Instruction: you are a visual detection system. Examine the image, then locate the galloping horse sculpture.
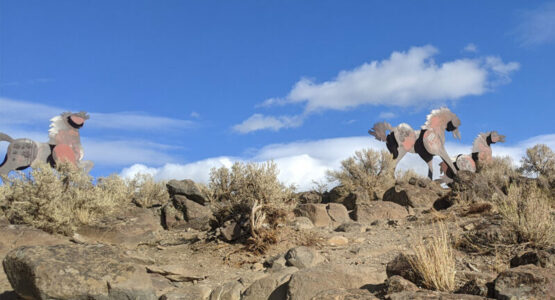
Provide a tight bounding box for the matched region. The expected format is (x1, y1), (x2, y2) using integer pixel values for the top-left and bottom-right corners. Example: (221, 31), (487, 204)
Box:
(0, 111), (93, 177)
(369, 108), (461, 179)
(439, 131), (506, 182)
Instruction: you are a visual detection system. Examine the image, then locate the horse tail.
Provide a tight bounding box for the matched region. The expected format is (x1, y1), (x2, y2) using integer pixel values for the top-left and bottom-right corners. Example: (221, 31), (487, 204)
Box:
(368, 122), (393, 142)
(0, 133), (13, 143)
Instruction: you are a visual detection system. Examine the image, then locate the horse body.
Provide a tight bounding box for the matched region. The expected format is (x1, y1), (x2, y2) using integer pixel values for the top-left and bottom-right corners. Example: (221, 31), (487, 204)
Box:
(439, 131), (506, 182)
(0, 111), (93, 177)
(369, 108), (461, 179)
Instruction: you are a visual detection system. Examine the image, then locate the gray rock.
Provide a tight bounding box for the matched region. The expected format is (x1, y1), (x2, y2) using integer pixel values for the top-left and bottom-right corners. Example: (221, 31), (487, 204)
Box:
(335, 222), (366, 233)
(2, 244), (156, 300)
(161, 202), (187, 229)
(386, 253), (422, 286)
(167, 179), (208, 205)
(386, 275), (419, 294)
(243, 267), (298, 300)
(291, 216), (314, 230)
(326, 203), (351, 223)
(388, 290), (486, 299)
(494, 265), (554, 300)
(285, 246), (324, 269)
(352, 201), (408, 224)
(294, 204), (331, 227)
(174, 195), (214, 230)
(510, 250), (555, 268)
(159, 285), (212, 300)
(311, 288), (378, 299)
(220, 221), (243, 242)
(286, 264), (379, 300)
(383, 181), (444, 209)
(210, 281), (243, 300)
(296, 191), (322, 204)
(265, 253), (288, 271)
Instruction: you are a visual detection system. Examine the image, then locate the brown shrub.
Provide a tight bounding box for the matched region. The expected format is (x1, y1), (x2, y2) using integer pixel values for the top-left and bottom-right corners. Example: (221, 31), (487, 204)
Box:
(408, 222), (456, 292)
(327, 149), (395, 199)
(478, 156), (518, 191)
(494, 184), (554, 248)
(128, 174), (169, 208)
(518, 144), (555, 180)
(209, 161), (294, 252)
(0, 163), (131, 235)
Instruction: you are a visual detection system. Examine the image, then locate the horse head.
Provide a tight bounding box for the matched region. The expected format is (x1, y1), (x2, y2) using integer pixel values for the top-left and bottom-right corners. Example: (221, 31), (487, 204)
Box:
(423, 107), (461, 140)
(488, 131), (506, 144)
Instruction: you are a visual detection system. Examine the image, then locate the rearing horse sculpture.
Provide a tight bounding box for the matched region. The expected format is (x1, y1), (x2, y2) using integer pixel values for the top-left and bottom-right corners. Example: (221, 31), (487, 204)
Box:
(369, 108), (461, 179)
(0, 111), (93, 177)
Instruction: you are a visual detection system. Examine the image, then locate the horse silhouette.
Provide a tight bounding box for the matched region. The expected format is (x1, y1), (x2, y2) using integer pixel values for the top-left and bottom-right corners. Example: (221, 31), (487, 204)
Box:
(369, 107), (461, 179)
(0, 111), (93, 177)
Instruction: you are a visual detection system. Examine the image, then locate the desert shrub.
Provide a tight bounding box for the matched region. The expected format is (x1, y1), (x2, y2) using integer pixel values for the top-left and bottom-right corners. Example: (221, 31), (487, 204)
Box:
(327, 149), (394, 199)
(519, 144), (555, 180)
(209, 161), (294, 252)
(408, 222), (456, 292)
(479, 156), (518, 191)
(0, 163), (131, 235)
(128, 174), (169, 208)
(494, 184), (554, 248)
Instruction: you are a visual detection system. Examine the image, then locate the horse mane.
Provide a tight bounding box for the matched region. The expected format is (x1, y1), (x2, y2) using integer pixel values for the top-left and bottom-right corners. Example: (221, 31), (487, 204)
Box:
(422, 107), (456, 130)
(471, 132), (490, 153)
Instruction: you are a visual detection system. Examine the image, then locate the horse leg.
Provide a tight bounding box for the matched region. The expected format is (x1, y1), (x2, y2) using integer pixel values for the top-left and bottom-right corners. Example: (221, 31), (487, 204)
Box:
(426, 159), (434, 179)
(438, 148), (457, 177)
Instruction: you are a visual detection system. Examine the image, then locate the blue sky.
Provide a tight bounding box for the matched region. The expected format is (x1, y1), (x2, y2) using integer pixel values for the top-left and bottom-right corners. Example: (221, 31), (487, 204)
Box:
(1, 1), (554, 189)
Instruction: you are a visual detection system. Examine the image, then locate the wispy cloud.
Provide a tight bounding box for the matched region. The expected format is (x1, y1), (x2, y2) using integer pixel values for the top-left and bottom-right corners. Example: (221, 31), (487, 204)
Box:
(120, 134), (555, 191)
(233, 113), (303, 134)
(515, 2), (555, 46)
(235, 45), (519, 133)
(378, 112), (397, 119)
(463, 43), (478, 53)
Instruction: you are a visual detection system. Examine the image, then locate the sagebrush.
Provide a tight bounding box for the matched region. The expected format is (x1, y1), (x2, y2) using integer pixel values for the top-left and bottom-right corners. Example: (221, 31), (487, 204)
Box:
(0, 163), (167, 235)
(327, 149), (395, 199)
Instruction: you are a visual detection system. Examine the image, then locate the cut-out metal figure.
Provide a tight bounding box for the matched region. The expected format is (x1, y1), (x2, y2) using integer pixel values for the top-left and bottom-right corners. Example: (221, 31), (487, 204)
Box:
(439, 131), (506, 182)
(0, 111), (93, 177)
(369, 107), (461, 179)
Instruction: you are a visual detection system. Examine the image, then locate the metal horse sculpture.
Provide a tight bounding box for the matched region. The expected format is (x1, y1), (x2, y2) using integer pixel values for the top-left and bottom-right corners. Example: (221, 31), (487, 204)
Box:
(439, 131), (506, 182)
(0, 111), (93, 177)
(369, 108), (461, 179)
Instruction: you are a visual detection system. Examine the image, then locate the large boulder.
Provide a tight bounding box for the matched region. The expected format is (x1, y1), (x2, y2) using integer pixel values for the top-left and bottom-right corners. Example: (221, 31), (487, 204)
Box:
(311, 288), (378, 299)
(386, 275), (419, 294)
(322, 185), (350, 204)
(242, 267), (298, 300)
(294, 204), (331, 227)
(296, 191), (323, 204)
(286, 264), (382, 300)
(388, 290), (486, 299)
(166, 179), (209, 205)
(75, 206), (162, 247)
(386, 253), (422, 286)
(351, 201), (409, 223)
(493, 264), (554, 300)
(383, 179), (445, 209)
(285, 246), (324, 269)
(2, 244), (156, 300)
(326, 203), (351, 223)
(173, 195), (213, 230)
(209, 280), (244, 300)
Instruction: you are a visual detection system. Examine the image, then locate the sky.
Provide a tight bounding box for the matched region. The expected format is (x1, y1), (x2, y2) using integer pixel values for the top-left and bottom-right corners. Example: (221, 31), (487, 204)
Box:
(1, 1), (554, 190)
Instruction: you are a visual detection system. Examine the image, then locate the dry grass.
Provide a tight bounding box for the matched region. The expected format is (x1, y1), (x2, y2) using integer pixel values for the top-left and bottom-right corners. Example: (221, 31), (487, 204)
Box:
(327, 149), (394, 199)
(0, 163), (167, 235)
(494, 184), (554, 248)
(408, 222), (456, 292)
(479, 156), (518, 191)
(209, 161), (294, 253)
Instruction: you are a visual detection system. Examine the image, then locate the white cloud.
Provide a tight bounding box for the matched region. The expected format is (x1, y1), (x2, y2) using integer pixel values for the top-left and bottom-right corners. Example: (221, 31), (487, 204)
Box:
(378, 112), (397, 119)
(120, 134), (555, 191)
(274, 45), (518, 112)
(463, 43), (478, 53)
(233, 114), (303, 134)
(82, 138), (180, 166)
(516, 2), (555, 46)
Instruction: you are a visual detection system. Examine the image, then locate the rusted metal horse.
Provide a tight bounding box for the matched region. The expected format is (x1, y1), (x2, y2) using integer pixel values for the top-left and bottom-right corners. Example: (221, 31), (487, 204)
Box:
(369, 107), (461, 179)
(0, 111), (93, 177)
(439, 131), (506, 182)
